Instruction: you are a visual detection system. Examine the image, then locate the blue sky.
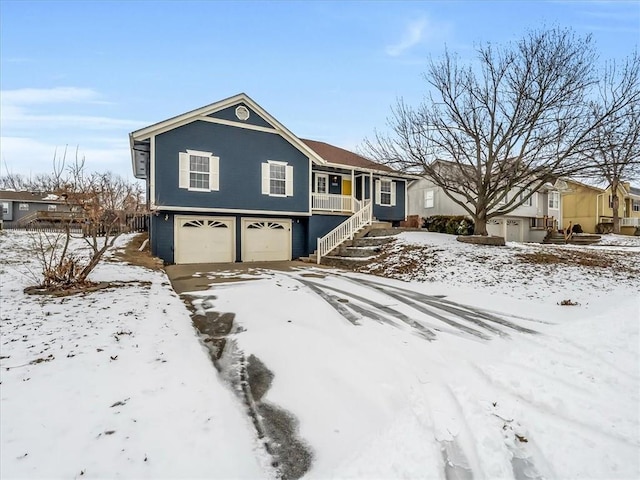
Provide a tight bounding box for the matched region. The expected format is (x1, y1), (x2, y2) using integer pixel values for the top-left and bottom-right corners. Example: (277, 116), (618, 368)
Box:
(1, 0), (638, 180)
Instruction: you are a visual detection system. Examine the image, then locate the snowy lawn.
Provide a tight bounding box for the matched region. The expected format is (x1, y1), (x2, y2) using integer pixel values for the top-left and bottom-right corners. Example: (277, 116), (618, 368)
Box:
(1, 230), (639, 479)
(0, 231), (268, 479)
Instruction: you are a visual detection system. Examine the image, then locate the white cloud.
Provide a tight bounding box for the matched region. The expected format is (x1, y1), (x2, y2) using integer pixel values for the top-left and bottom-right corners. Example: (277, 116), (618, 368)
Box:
(385, 16), (452, 57)
(1, 105), (145, 131)
(0, 87), (146, 179)
(2, 87), (102, 105)
(386, 18), (428, 57)
(0, 136), (134, 179)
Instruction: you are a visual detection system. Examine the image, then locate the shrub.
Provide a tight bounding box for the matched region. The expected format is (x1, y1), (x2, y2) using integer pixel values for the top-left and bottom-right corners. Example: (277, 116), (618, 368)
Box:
(423, 215), (474, 235)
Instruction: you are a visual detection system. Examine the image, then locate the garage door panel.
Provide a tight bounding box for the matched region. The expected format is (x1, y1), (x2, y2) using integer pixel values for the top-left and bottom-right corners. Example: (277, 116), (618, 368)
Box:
(175, 216), (234, 264)
(242, 219), (291, 262)
(506, 219), (521, 242)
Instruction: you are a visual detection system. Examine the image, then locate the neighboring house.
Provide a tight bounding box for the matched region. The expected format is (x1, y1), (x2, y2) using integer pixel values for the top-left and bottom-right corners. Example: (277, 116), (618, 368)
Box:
(0, 190), (71, 226)
(129, 93), (410, 264)
(408, 176), (560, 242)
(558, 179), (640, 235)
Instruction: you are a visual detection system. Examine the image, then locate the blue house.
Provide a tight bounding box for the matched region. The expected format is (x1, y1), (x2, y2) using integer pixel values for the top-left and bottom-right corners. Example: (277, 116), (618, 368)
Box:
(129, 93), (410, 264)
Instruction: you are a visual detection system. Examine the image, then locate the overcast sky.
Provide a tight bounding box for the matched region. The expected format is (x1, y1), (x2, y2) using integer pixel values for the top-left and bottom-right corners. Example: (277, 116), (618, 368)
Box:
(1, 0), (638, 180)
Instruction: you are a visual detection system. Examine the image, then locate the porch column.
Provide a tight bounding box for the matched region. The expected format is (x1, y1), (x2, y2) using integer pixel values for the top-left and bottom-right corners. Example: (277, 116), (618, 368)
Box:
(351, 168), (355, 211)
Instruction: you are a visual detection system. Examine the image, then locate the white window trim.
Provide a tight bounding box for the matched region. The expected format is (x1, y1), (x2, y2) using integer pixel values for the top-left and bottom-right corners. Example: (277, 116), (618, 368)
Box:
(47, 204), (57, 211)
(548, 191), (559, 210)
(315, 173), (328, 194)
(179, 149), (220, 192)
(262, 160), (293, 197)
(375, 178), (396, 207)
(19, 203), (29, 211)
(2, 202), (9, 215)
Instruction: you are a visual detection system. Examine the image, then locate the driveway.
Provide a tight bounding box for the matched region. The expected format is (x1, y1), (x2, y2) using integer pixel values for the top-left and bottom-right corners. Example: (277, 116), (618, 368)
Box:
(164, 263), (551, 480)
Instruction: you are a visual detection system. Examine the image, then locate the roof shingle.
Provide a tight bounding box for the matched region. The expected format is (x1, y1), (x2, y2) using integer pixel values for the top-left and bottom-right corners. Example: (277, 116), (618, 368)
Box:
(301, 139), (394, 173)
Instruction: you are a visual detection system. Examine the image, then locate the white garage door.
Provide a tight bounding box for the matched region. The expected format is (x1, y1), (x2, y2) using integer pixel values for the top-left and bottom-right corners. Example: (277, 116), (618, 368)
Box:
(487, 219), (503, 237)
(506, 219), (522, 242)
(175, 216), (234, 264)
(242, 218), (291, 262)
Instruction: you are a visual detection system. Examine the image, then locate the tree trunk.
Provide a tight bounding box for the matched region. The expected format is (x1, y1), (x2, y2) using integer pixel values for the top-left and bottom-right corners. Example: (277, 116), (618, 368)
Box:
(611, 178), (620, 234)
(473, 209), (489, 236)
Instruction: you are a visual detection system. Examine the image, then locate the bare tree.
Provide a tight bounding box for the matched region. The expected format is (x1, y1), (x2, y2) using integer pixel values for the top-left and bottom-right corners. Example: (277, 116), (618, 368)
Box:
(582, 52), (640, 233)
(365, 28), (639, 235)
(1, 146), (73, 192)
(28, 155), (144, 291)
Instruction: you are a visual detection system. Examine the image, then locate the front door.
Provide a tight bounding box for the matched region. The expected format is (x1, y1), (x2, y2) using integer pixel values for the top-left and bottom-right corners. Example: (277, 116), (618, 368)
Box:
(342, 179), (352, 196)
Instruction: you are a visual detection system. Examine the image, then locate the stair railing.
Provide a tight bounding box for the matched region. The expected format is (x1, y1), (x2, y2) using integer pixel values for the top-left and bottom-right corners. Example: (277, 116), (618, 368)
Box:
(317, 199), (372, 264)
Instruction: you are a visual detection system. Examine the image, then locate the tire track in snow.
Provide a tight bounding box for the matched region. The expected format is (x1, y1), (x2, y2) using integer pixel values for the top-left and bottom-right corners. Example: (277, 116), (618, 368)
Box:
(409, 374), (477, 480)
(299, 279), (437, 341)
(352, 276), (538, 335)
(349, 278), (492, 340)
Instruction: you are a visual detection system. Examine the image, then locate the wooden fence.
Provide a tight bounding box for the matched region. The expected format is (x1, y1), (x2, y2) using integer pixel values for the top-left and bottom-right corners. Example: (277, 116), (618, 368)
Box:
(1, 214), (149, 236)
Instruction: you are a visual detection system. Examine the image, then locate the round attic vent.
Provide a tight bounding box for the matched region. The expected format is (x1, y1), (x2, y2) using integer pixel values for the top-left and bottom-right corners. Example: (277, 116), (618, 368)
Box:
(235, 105), (250, 121)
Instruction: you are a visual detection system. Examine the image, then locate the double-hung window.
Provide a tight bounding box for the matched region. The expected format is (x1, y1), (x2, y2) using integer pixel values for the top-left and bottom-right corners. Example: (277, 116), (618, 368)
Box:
(270, 163), (286, 195)
(179, 149), (220, 192)
(375, 178), (396, 206)
(19, 203), (29, 211)
(262, 161), (293, 197)
(633, 200), (640, 212)
(190, 155), (210, 190)
(1, 202), (8, 216)
(548, 191), (559, 209)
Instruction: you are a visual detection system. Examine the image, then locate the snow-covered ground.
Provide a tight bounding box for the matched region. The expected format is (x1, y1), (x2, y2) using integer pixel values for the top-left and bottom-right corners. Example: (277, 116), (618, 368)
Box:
(1, 230), (639, 479)
(0, 231), (268, 479)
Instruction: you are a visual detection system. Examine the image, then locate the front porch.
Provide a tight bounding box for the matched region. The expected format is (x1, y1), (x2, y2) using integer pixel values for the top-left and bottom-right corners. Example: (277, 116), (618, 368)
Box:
(312, 194), (362, 213)
(312, 168), (371, 214)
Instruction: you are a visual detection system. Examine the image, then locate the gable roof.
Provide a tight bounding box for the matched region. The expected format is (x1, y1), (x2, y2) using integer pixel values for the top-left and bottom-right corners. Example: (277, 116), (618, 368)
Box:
(129, 93), (326, 178)
(301, 139), (401, 175)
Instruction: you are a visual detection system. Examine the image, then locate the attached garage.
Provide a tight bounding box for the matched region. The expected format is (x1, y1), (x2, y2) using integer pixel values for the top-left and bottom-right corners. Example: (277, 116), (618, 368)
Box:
(174, 216), (235, 264)
(242, 218), (291, 262)
(506, 219), (522, 242)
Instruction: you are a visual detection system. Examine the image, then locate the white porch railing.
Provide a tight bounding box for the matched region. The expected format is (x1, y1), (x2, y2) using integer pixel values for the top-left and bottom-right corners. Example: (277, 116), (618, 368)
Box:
(317, 199), (372, 264)
(621, 217), (640, 227)
(312, 193), (354, 212)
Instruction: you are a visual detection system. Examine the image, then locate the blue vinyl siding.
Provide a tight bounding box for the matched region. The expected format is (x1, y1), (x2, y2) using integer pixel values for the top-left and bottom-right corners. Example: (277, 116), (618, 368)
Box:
(307, 214), (350, 255)
(207, 103), (274, 129)
(373, 179), (406, 223)
(150, 212), (175, 264)
(150, 211), (309, 264)
(154, 120), (310, 213)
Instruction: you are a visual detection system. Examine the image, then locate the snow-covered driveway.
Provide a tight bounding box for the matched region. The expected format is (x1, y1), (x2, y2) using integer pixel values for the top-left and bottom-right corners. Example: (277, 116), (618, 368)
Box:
(184, 263), (639, 480)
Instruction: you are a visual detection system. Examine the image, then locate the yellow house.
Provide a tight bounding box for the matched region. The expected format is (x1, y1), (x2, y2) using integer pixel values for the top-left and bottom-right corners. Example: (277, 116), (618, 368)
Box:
(558, 179), (640, 235)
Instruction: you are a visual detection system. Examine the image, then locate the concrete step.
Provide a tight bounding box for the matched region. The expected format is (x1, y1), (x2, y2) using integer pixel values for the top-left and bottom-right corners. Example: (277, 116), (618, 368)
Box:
(371, 220), (393, 229)
(365, 228), (406, 237)
(336, 246), (383, 257)
(319, 255), (377, 268)
(351, 236), (396, 247)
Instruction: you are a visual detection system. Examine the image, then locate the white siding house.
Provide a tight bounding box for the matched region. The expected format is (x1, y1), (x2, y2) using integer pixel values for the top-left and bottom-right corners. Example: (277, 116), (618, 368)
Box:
(408, 178), (560, 242)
